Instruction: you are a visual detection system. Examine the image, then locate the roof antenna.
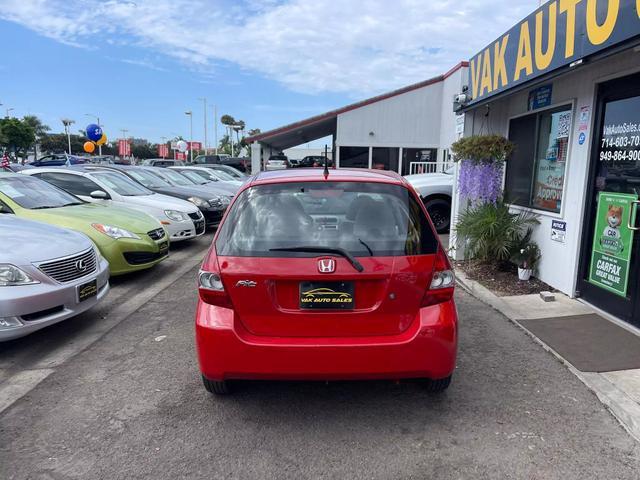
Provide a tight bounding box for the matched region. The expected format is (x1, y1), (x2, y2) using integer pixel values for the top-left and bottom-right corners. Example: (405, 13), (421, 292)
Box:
(323, 144), (329, 179)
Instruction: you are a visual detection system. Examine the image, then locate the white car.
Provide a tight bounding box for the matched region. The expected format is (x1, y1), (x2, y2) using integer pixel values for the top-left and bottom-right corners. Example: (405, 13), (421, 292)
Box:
(404, 168), (454, 233)
(22, 167), (204, 243)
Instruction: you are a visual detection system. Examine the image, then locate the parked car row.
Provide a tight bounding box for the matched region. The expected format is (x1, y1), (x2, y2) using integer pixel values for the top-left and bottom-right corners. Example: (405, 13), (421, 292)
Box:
(0, 163), (245, 341)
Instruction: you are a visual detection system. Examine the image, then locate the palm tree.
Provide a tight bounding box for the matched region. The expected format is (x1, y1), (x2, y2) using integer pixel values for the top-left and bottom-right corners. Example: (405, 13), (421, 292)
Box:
(23, 115), (50, 159)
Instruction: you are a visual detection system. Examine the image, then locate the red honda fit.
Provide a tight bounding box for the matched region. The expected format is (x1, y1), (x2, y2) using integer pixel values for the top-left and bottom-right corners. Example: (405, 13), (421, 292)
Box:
(195, 168), (457, 394)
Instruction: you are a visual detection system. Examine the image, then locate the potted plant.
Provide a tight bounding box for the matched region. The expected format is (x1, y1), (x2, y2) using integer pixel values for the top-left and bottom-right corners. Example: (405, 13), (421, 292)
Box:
(512, 243), (541, 281)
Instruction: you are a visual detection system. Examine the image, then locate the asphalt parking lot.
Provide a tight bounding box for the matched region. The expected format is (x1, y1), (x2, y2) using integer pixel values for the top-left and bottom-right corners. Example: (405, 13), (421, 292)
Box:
(1, 233), (640, 479)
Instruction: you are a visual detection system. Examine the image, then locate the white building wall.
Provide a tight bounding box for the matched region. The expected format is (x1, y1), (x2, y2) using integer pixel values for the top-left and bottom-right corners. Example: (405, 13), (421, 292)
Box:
(439, 67), (468, 156)
(454, 49), (640, 296)
(336, 82), (445, 148)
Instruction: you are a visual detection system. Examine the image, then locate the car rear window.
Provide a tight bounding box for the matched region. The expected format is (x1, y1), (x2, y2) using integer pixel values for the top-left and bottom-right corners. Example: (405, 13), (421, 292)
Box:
(216, 181), (438, 257)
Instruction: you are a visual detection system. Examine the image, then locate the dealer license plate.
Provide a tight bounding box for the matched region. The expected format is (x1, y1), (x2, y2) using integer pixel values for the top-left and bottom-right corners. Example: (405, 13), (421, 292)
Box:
(77, 278), (98, 303)
(299, 281), (354, 310)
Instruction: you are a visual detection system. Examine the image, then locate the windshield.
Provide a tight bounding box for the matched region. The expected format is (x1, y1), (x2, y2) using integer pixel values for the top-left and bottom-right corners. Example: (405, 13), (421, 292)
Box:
(127, 169), (171, 188)
(180, 170), (216, 184)
(0, 175), (83, 209)
(155, 168), (194, 186)
(92, 172), (152, 196)
(208, 169), (235, 181)
(216, 181), (438, 257)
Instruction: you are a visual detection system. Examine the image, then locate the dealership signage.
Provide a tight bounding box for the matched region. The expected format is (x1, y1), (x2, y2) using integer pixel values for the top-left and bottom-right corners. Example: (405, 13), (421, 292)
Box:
(468, 0), (640, 106)
(588, 191), (637, 297)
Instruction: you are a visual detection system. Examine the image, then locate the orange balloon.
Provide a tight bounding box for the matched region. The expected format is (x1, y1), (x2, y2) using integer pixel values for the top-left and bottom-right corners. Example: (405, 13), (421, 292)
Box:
(83, 141), (95, 153)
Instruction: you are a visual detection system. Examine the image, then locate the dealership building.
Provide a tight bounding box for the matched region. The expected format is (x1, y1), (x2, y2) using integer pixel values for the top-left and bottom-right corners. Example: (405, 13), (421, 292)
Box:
(246, 62), (468, 176)
(453, 0), (640, 327)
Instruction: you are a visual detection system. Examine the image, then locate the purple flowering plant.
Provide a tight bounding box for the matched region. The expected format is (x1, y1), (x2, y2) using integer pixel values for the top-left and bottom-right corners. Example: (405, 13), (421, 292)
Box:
(451, 135), (515, 206)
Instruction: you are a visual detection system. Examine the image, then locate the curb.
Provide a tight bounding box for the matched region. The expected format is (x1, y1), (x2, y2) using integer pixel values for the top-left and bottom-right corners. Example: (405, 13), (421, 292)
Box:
(455, 271), (640, 443)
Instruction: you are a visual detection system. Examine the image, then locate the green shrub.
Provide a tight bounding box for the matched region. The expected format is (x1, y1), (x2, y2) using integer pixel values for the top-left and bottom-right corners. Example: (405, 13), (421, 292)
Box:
(450, 135), (515, 165)
(456, 201), (539, 263)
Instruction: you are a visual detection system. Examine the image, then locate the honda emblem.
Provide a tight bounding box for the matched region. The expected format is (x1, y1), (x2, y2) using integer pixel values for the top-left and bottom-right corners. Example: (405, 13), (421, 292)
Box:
(318, 258), (336, 273)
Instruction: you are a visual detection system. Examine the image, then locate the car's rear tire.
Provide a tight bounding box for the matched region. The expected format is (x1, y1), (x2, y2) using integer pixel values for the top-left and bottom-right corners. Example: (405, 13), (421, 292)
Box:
(423, 375), (452, 393)
(202, 375), (232, 395)
(423, 197), (451, 234)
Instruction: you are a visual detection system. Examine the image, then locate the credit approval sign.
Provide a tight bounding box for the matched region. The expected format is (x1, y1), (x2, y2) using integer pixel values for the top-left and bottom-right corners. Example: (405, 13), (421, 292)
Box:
(468, 0), (640, 106)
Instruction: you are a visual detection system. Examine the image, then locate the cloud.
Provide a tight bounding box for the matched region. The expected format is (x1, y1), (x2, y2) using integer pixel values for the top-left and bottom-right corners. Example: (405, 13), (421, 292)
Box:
(0, 0), (535, 95)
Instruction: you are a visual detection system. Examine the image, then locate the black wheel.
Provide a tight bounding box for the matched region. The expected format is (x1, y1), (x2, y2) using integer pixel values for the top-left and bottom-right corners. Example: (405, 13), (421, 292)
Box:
(202, 375), (232, 395)
(423, 375), (452, 393)
(424, 198), (451, 234)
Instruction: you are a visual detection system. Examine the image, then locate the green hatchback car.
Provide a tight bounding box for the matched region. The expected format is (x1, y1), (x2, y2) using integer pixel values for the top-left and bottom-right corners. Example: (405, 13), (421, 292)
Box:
(0, 172), (169, 275)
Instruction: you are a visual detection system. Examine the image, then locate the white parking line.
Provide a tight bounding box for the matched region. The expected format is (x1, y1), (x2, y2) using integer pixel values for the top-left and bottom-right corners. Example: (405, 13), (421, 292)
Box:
(0, 239), (209, 415)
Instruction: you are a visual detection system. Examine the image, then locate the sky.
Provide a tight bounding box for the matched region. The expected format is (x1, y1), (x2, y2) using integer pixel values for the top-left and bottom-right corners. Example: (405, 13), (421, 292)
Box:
(0, 0), (535, 146)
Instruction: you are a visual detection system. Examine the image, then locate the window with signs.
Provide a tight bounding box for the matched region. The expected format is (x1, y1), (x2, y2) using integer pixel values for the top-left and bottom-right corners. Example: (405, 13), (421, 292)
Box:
(505, 105), (572, 213)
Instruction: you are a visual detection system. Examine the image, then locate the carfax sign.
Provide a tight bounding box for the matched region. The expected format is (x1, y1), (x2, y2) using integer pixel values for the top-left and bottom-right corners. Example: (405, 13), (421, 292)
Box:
(468, 0), (640, 106)
(588, 192), (637, 297)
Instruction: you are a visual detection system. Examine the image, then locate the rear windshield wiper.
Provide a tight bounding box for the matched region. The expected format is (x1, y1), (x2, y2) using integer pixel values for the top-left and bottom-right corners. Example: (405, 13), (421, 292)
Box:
(269, 246), (364, 272)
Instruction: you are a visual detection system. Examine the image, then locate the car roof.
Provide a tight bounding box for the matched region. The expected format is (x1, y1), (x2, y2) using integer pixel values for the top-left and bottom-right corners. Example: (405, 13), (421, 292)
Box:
(250, 168), (405, 186)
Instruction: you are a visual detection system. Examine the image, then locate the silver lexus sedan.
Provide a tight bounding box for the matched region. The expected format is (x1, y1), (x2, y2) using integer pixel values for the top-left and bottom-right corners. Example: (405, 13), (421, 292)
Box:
(0, 216), (110, 341)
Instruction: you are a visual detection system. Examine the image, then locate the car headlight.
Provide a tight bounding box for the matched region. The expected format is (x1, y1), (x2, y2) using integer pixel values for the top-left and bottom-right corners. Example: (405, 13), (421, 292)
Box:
(0, 264), (39, 286)
(187, 197), (210, 208)
(164, 210), (190, 221)
(92, 223), (140, 240)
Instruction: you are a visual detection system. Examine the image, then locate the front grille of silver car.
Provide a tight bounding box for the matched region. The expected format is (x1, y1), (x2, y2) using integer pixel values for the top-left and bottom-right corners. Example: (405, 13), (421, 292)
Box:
(37, 248), (97, 283)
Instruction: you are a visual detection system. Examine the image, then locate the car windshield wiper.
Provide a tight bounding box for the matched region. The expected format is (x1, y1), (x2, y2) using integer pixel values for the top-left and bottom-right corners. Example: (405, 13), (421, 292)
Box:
(358, 238), (373, 256)
(269, 246), (364, 272)
(31, 205), (60, 210)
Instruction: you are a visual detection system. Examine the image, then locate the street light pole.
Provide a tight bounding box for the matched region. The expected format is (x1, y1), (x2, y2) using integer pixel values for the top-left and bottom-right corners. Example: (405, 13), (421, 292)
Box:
(61, 118), (75, 155)
(185, 111), (193, 163)
(211, 104), (218, 154)
(198, 98), (207, 153)
(85, 113), (102, 155)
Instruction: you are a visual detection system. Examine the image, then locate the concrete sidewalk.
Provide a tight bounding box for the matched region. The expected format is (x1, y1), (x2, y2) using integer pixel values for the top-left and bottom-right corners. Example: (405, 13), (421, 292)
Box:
(456, 270), (640, 443)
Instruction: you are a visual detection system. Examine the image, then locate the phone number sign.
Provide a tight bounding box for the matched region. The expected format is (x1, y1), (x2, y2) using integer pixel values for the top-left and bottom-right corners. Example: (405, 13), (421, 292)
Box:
(588, 192), (637, 297)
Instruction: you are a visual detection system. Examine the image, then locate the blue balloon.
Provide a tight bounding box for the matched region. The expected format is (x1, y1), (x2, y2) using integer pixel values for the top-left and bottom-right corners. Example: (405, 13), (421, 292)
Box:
(86, 124), (103, 142)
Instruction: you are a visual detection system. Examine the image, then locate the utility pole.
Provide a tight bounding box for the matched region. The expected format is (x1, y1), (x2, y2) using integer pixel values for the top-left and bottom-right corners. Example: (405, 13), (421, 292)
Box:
(185, 111), (193, 163)
(6, 107), (14, 118)
(198, 98), (208, 153)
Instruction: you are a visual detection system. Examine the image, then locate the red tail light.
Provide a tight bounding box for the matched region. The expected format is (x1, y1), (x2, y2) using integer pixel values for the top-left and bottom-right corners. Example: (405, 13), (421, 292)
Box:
(198, 270), (233, 308)
(421, 248), (455, 307)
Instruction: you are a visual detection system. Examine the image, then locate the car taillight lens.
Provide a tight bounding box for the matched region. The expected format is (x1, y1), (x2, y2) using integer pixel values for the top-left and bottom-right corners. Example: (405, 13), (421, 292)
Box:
(198, 270), (232, 308)
(421, 248), (455, 307)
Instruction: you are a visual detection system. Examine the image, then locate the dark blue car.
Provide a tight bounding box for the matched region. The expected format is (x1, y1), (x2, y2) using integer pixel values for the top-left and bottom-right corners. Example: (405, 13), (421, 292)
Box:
(31, 154), (87, 167)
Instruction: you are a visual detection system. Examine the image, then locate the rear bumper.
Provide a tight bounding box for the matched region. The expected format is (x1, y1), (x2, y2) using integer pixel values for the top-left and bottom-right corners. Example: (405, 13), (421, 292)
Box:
(195, 300), (457, 381)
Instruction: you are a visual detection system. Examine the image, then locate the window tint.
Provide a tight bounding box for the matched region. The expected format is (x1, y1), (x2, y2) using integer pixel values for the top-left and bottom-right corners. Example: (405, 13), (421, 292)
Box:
(216, 181), (438, 257)
(126, 169), (170, 188)
(155, 168), (194, 186)
(339, 147), (369, 168)
(91, 172), (151, 196)
(0, 175), (83, 209)
(36, 172), (103, 197)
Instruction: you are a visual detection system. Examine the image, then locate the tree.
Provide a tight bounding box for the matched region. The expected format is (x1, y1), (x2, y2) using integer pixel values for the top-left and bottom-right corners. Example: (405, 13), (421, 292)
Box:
(220, 115), (236, 126)
(40, 133), (84, 155)
(23, 115), (50, 159)
(0, 118), (35, 160)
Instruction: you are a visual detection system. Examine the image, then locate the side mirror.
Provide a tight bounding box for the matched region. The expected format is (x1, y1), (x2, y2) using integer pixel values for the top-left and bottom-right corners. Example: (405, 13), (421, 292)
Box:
(90, 190), (109, 200)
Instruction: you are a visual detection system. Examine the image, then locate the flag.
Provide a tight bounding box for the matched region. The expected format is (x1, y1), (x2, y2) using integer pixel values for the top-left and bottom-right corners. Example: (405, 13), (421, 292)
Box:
(1, 152), (9, 169)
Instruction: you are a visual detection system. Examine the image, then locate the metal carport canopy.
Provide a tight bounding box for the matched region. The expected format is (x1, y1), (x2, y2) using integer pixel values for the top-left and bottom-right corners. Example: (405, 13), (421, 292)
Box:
(246, 115), (337, 151)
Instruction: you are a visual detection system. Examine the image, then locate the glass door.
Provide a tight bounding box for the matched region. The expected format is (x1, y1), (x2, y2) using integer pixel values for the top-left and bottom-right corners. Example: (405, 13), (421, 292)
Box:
(578, 72), (640, 326)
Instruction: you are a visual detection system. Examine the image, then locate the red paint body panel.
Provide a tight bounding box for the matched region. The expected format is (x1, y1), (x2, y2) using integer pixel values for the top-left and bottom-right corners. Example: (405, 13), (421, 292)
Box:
(196, 299), (457, 381)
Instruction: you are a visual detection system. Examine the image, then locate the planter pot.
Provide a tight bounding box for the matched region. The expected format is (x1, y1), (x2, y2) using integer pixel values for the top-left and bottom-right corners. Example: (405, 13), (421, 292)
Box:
(518, 268), (532, 281)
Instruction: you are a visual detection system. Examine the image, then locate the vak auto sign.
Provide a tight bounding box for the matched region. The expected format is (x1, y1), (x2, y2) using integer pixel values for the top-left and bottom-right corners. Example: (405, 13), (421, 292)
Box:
(588, 191), (637, 297)
(468, 0), (640, 106)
